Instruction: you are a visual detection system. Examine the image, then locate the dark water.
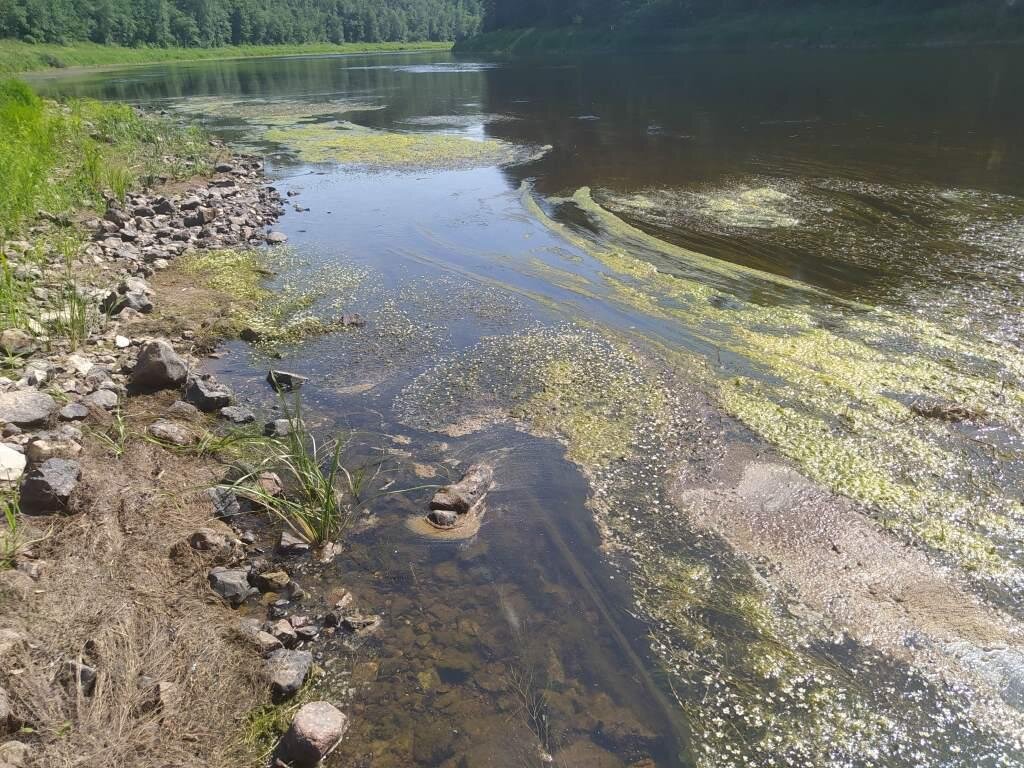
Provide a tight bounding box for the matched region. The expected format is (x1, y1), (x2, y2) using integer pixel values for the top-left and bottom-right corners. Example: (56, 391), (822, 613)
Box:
(29, 48), (1024, 767)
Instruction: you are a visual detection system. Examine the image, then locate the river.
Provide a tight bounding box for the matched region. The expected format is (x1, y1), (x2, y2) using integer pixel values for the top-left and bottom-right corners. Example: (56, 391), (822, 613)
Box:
(29, 47), (1024, 767)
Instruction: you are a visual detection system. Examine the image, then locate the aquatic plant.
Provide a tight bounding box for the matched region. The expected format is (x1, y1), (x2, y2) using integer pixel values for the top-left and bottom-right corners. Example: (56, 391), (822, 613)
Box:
(226, 395), (410, 545)
(178, 248), (367, 351)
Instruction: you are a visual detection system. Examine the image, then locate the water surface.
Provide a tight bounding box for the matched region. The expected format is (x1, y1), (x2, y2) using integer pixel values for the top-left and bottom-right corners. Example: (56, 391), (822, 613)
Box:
(30, 48), (1024, 767)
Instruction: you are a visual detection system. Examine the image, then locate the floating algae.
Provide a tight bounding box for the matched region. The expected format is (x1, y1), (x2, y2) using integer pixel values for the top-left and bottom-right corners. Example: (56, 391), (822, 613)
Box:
(601, 178), (1024, 347)
(521, 185), (1024, 595)
(172, 96), (385, 127)
(395, 324), (1024, 768)
(605, 183), (801, 231)
(263, 121), (524, 170)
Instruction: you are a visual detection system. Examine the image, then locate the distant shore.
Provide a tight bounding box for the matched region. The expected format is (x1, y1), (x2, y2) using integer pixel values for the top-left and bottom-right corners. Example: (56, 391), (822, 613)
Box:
(0, 39), (452, 76)
(456, 5), (1024, 55)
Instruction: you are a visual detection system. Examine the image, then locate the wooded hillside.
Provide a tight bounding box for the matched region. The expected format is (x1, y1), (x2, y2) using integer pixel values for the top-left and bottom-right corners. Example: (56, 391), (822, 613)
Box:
(0, 0), (483, 46)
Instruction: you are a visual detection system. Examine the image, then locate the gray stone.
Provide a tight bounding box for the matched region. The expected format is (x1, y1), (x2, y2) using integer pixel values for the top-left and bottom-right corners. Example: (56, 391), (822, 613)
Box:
(266, 231), (288, 244)
(266, 370), (307, 392)
(278, 530), (310, 555)
(207, 487), (241, 521)
(131, 340), (188, 391)
(186, 526), (242, 562)
(19, 458), (80, 514)
(167, 400), (200, 419)
(239, 619), (284, 656)
(184, 374), (232, 412)
(220, 406), (255, 424)
(0, 330), (34, 357)
(270, 618), (298, 648)
(266, 649), (313, 701)
(278, 702), (348, 767)
(147, 419), (196, 447)
(0, 445), (26, 483)
(58, 402), (89, 421)
(0, 390), (57, 427)
(84, 389), (118, 410)
(208, 567), (256, 607)
(264, 418), (291, 438)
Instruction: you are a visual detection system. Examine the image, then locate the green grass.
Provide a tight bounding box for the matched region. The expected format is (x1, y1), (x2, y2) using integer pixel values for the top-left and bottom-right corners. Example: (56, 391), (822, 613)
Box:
(224, 394), (420, 546)
(0, 79), (213, 240)
(0, 40), (453, 77)
(457, 4), (1024, 54)
(0, 77), (215, 346)
(1, 495), (19, 570)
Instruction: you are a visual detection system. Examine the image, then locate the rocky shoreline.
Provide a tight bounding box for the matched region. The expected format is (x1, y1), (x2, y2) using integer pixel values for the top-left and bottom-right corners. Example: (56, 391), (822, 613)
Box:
(0, 149), (359, 767)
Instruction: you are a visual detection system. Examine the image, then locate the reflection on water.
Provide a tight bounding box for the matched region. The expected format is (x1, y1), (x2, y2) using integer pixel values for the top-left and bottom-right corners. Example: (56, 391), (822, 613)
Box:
(30, 46), (1024, 767)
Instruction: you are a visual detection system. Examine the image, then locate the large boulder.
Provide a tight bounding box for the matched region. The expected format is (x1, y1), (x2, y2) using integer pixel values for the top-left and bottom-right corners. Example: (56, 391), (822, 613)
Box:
(0, 391), (56, 428)
(184, 374), (232, 412)
(19, 458), (80, 514)
(266, 649), (313, 702)
(277, 702), (348, 767)
(130, 341), (188, 391)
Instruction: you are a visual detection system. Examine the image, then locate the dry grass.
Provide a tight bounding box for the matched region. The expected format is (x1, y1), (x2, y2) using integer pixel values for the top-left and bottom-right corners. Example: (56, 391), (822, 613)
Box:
(0, 393), (267, 768)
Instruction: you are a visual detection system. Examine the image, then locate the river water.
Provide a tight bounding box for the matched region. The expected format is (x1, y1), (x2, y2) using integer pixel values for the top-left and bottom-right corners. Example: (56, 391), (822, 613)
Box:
(29, 48), (1024, 767)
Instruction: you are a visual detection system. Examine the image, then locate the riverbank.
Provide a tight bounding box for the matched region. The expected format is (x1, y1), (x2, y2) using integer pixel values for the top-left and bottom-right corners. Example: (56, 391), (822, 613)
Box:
(0, 40), (452, 76)
(456, 4), (1024, 54)
(0, 87), (366, 767)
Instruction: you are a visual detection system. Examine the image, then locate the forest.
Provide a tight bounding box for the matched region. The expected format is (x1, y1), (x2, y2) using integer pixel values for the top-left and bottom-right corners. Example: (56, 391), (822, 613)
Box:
(480, 0), (1021, 31)
(0, 0), (484, 46)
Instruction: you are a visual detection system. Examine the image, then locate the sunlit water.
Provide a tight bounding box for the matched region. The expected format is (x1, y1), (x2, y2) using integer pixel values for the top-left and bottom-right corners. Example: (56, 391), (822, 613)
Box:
(30, 48), (1024, 766)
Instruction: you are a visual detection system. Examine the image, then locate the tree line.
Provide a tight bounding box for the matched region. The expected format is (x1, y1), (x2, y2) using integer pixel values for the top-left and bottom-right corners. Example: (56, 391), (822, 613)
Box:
(481, 0), (1020, 31)
(0, 0), (484, 47)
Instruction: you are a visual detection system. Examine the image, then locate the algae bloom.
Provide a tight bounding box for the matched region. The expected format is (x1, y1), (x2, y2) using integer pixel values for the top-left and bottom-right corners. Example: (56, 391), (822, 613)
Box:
(264, 122), (522, 170)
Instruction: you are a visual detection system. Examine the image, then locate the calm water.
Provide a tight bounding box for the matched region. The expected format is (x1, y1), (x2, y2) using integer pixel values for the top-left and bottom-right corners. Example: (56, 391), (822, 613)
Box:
(30, 48), (1024, 767)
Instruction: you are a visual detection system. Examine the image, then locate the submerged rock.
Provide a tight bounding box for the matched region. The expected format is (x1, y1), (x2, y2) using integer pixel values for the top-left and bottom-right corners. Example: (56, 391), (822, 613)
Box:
(426, 464), (494, 531)
(277, 702), (348, 767)
(267, 370), (308, 392)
